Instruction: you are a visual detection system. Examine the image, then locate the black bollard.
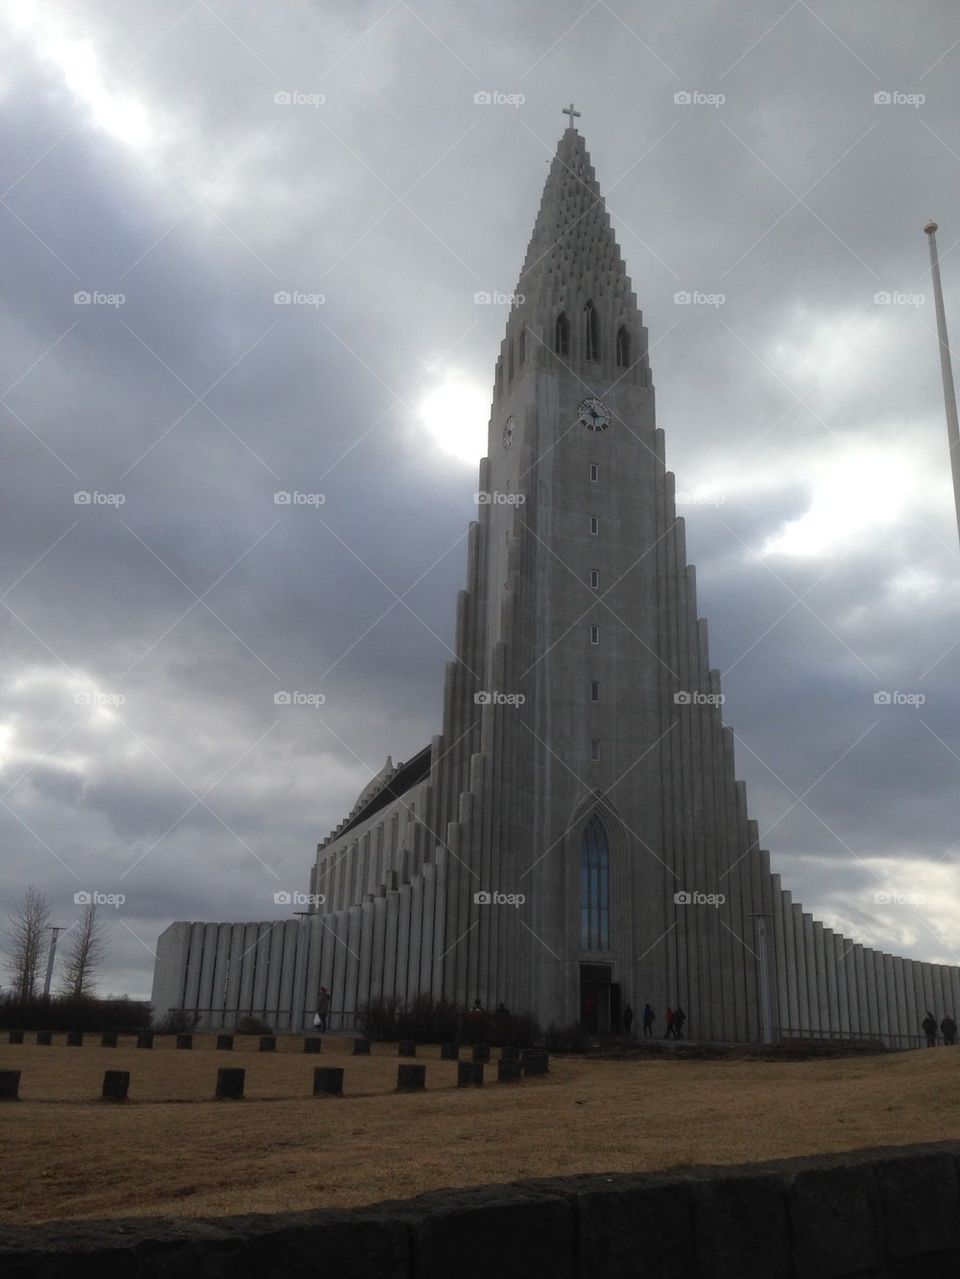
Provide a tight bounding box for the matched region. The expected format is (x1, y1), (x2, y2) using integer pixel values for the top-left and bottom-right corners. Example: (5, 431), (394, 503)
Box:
(501, 1045), (521, 1061)
(0, 1071), (20, 1101)
(216, 1034), (234, 1051)
(352, 1038), (371, 1055)
(398, 1041), (417, 1057)
(136, 1032), (154, 1049)
(8, 1030), (24, 1045)
(522, 1050), (549, 1076)
(176, 1034), (193, 1050)
(216, 1068), (245, 1100)
(102, 1071), (129, 1102)
(101, 1032), (118, 1048)
(397, 1064), (426, 1091)
(259, 1036), (277, 1052)
(440, 1041), (460, 1061)
(313, 1067), (344, 1096)
(66, 1030), (83, 1047)
(498, 1059), (522, 1083)
(36, 1031), (52, 1046)
(457, 1061), (484, 1087)
(472, 1043), (490, 1063)
(303, 1037), (322, 1053)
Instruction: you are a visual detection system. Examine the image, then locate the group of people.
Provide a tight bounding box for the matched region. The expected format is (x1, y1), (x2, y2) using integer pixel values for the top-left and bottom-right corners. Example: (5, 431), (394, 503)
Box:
(921, 1012), (957, 1047)
(621, 1003), (686, 1039)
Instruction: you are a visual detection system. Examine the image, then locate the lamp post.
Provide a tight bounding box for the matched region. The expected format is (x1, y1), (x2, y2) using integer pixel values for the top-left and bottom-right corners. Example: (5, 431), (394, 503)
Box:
(924, 221), (960, 548)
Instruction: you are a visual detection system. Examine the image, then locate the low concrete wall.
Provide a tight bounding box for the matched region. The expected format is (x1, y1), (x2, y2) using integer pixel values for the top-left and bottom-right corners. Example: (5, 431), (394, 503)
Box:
(1, 1142), (958, 1277)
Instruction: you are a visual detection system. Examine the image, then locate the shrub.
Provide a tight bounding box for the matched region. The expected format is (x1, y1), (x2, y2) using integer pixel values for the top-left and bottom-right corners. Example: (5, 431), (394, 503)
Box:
(235, 1015), (274, 1036)
(543, 1021), (591, 1054)
(154, 1008), (201, 1035)
(0, 993), (151, 1034)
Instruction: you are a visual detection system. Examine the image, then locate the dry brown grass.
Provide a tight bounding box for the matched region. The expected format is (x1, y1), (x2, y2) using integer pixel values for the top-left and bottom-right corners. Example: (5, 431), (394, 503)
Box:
(2, 1034), (958, 1226)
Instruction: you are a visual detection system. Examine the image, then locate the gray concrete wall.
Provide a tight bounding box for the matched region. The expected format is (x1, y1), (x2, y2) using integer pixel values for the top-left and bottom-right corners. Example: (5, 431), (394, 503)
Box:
(4, 1142), (960, 1279)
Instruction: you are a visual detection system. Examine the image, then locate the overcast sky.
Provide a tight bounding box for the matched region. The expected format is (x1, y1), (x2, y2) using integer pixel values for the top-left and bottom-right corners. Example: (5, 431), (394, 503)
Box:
(2, 0), (959, 1000)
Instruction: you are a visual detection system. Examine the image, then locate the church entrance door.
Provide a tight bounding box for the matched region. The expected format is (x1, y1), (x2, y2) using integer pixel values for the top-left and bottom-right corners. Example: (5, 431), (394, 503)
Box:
(580, 963), (613, 1034)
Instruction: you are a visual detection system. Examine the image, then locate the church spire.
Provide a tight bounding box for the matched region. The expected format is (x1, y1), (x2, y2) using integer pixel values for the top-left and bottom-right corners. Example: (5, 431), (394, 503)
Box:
(515, 115), (632, 314)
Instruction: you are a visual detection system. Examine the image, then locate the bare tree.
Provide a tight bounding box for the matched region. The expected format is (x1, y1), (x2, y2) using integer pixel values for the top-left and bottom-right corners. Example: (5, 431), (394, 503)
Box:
(4, 885), (52, 998)
(59, 902), (107, 998)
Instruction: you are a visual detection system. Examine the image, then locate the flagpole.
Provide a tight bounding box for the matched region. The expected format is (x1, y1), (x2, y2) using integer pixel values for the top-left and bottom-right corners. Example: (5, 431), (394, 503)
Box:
(924, 221), (960, 549)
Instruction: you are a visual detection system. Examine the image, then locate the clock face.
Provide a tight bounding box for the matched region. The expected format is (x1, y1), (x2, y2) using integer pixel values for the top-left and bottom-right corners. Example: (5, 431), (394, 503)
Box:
(578, 397), (610, 432)
(502, 415), (516, 449)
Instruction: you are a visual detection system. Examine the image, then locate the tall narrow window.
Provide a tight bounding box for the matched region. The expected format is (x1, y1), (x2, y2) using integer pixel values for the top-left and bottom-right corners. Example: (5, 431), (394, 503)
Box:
(518, 325), (525, 365)
(555, 311), (570, 356)
(589, 463), (599, 482)
(616, 325), (630, 368)
(591, 739), (601, 761)
(495, 357), (503, 396)
(580, 814), (610, 950)
(591, 680), (600, 702)
(584, 300), (600, 361)
(590, 515), (599, 534)
(590, 624), (599, 645)
(590, 569), (599, 589)
(507, 335), (514, 384)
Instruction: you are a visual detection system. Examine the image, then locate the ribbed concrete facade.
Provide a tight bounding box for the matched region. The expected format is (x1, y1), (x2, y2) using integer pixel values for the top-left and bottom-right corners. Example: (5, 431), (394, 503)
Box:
(153, 125), (955, 1045)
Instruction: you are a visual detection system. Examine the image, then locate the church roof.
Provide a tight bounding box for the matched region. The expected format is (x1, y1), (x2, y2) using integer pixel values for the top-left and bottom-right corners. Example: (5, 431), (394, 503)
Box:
(516, 124), (633, 309)
(319, 744), (432, 848)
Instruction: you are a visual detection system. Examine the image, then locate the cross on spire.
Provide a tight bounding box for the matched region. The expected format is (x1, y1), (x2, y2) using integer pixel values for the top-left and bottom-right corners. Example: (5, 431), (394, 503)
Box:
(562, 102), (580, 127)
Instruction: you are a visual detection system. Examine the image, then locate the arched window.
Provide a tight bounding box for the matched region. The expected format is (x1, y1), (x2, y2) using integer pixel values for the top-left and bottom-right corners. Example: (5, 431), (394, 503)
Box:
(584, 300), (600, 361)
(616, 325), (630, 368)
(555, 311), (570, 356)
(580, 814), (610, 951)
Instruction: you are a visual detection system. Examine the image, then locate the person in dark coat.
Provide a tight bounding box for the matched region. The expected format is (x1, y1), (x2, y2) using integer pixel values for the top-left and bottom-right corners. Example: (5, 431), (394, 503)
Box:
(922, 1012), (938, 1047)
(622, 1005), (634, 1037)
(664, 1007), (675, 1039)
(642, 1003), (655, 1037)
(316, 987), (330, 1033)
(941, 1014), (957, 1046)
(673, 1006), (686, 1040)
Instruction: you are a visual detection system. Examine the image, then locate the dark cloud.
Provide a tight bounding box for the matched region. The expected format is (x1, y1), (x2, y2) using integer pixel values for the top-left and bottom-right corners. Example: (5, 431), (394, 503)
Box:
(2, 1), (960, 996)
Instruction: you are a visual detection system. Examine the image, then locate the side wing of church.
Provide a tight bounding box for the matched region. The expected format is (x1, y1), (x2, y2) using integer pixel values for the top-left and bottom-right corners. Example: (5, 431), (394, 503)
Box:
(152, 121), (960, 1044)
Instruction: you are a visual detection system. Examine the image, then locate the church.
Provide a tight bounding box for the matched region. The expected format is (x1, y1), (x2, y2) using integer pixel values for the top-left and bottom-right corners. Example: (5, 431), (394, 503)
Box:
(152, 114), (959, 1044)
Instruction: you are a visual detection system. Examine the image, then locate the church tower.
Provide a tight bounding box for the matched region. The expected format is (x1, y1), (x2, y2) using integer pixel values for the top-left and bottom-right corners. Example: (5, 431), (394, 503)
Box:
(423, 113), (768, 1038)
(154, 112), (960, 1047)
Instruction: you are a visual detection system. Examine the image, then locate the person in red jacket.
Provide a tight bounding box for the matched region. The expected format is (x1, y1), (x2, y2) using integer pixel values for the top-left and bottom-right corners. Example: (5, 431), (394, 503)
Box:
(664, 1007), (675, 1039)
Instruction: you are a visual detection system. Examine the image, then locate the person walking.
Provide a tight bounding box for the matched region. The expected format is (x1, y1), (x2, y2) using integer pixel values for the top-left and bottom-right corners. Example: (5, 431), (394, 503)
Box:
(941, 1014), (957, 1046)
(673, 1006), (686, 1040)
(664, 1007), (675, 1039)
(642, 1003), (655, 1037)
(622, 1005), (634, 1038)
(922, 1011), (938, 1047)
(316, 987), (330, 1033)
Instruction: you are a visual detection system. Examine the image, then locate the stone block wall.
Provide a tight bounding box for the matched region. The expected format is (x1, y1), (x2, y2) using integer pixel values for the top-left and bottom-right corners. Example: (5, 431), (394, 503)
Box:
(2, 1142), (959, 1277)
